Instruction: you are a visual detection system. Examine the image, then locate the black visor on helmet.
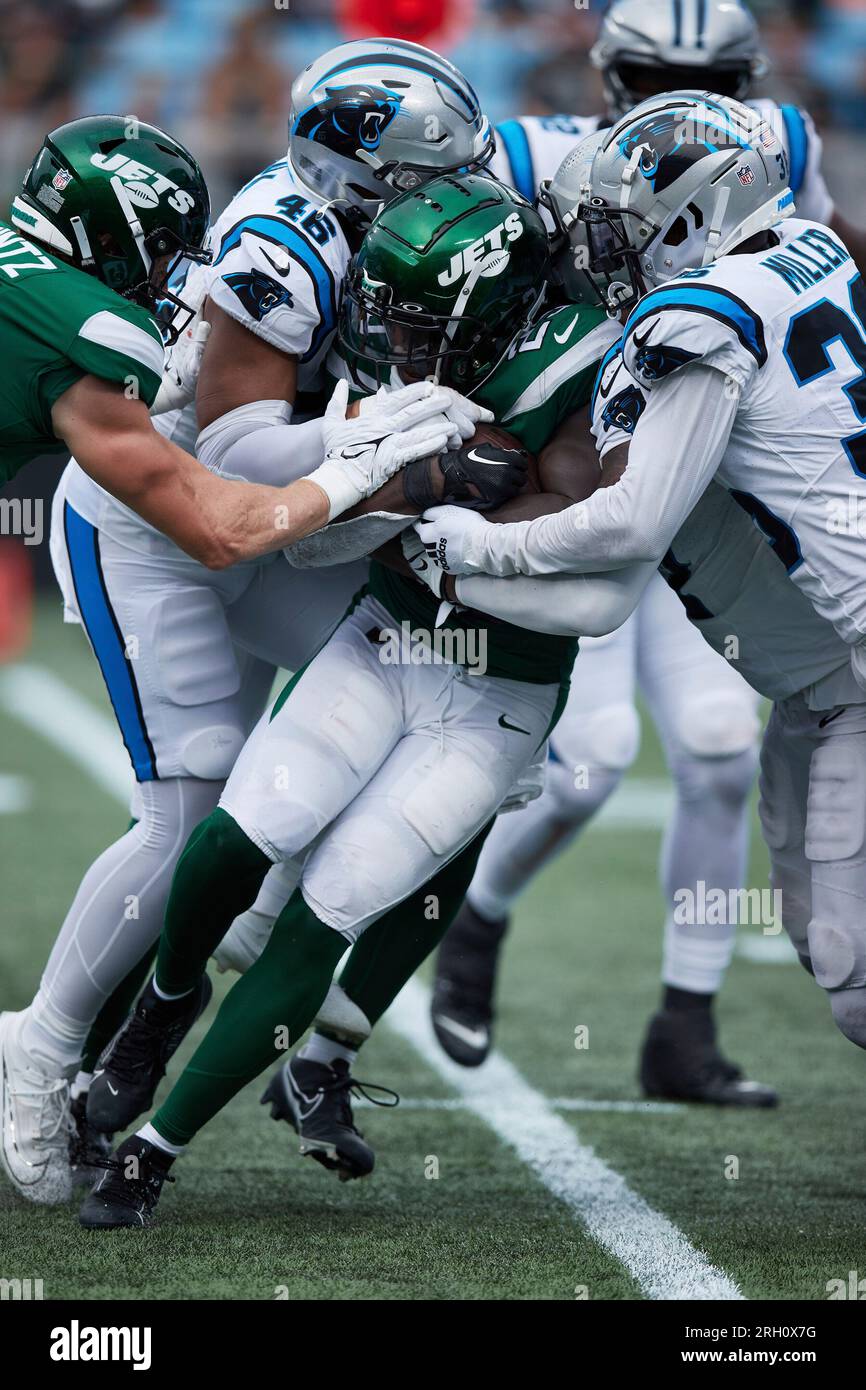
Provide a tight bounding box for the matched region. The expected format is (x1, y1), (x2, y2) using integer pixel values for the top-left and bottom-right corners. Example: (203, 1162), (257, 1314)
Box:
(614, 58), (752, 107)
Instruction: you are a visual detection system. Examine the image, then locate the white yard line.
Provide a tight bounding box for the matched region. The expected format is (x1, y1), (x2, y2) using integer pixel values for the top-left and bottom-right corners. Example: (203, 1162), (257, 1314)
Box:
(354, 1095), (684, 1115)
(387, 978), (742, 1301)
(0, 664), (133, 805)
(3, 662), (741, 1300)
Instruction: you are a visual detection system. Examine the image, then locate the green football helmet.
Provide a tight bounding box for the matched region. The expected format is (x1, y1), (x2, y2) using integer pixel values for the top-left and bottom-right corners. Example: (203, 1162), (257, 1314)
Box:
(341, 173), (550, 392)
(11, 115), (211, 340)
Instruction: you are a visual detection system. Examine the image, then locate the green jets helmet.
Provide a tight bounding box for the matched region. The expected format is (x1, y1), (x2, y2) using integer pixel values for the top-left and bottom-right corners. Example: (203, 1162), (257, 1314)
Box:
(340, 174), (550, 392)
(10, 115), (211, 339)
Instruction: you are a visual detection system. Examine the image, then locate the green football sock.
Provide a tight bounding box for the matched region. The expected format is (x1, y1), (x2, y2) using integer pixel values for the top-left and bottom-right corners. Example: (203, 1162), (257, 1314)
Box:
(332, 819), (494, 1031)
(152, 892), (346, 1146)
(156, 808), (271, 998)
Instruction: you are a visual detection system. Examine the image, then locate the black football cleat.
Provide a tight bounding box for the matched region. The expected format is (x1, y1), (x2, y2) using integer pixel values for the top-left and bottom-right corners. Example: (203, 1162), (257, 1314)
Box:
(430, 902), (510, 1066)
(639, 1008), (778, 1107)
(261, 1056), (397, 1182)
(69, 1093), (112, 1190)
(79, 1135), (175, 1230)
(86, 973), (212, 1133)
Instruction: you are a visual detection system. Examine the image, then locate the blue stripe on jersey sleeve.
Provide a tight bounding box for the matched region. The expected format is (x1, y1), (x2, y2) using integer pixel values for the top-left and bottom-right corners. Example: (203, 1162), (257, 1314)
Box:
(781, 105), (808, 195)
(495, 120), (535, 201)
(214, 214), (338, 360)
(625, 285), (767, 366)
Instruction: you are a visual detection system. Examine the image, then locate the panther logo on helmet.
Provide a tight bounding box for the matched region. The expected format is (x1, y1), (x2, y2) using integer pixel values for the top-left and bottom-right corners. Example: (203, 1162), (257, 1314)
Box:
(293, 85), (403, 156)
(617, 108), (745, 195)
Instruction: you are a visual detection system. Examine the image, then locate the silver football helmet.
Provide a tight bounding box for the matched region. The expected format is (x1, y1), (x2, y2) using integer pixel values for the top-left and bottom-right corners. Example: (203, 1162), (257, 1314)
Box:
(539, 131), (634, 314)
(591, 0), (769, 117)
(288, 38), (493, 227)
(571, 92), (793, 313)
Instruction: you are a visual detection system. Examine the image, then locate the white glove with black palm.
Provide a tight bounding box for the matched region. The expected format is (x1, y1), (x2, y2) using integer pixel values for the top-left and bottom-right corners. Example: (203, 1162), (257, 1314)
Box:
(310, 379), (459, 520)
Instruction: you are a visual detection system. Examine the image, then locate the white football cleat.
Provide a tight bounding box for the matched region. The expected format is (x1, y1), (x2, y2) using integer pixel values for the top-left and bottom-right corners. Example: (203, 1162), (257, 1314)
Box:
(0, 1010), (72, 1204)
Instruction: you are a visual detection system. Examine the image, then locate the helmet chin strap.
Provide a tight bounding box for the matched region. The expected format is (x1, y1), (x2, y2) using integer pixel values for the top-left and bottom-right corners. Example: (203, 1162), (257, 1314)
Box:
(702, 184), (732, 266)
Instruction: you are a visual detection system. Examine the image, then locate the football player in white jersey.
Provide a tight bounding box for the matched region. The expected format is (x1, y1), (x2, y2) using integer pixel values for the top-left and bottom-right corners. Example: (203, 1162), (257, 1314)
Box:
(417, 92), (866, 1067)
(438, 0), (841, 1098)
(0, 39), (497, 1206)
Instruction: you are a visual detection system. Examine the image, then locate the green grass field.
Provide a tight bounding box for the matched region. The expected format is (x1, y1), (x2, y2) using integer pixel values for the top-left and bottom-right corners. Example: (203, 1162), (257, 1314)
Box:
(1, 599), (864, 1301)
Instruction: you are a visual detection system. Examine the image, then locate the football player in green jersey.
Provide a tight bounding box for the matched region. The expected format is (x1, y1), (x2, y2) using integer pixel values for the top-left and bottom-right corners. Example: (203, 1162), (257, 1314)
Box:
(0, 115), (455, 569)
(77, 176), (643, 1220)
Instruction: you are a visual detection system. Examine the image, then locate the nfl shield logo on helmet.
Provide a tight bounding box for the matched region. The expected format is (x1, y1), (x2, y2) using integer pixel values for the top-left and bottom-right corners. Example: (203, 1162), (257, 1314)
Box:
(52, 169), (72, 191)
(736, 165), (755, 187)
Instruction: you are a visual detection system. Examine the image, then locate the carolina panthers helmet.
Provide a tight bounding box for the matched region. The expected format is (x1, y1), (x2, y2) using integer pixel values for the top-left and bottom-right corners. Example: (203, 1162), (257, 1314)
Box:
(591, 0), (769, 117)
(340, 174), (550, 392)
(12, 115), (210, 338)
(539, 131), (633, 314)
(288, 38), (493, 227)
(572, 92), (793, 312)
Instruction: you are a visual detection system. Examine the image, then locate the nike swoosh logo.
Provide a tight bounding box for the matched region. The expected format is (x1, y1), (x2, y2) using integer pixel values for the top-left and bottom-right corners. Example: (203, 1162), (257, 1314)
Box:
(107, 1081), (119, 1096)
(818, 707), (846, 728)
(260, 248), (292, 278)
(553, 312), (581, 345)
(597, 361), (621, 400)
(433, 1014), (489, 1050)
(287, 1071), (322, 1123)
(466, 448), (513, 465)
(632, 319), (659, 350)
(498, 714), (532, 735)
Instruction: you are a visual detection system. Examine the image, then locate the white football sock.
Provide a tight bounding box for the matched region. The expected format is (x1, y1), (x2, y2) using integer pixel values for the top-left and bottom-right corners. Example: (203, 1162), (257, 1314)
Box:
(299, 1033), (358, 1069)
(138, 1122), (186, 1157)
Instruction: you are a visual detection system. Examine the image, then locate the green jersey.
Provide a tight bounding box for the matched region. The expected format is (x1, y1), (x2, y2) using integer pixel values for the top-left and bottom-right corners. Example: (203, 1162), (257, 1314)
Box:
(0, 220), (165, 486)
(330, 301), (621, 685)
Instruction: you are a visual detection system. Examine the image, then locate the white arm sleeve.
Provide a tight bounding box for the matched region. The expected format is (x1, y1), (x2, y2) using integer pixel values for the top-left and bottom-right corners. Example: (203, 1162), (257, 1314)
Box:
(195, 400), (325, 485)
(471, 365), (738, 577)
(455, 562), (655, 638)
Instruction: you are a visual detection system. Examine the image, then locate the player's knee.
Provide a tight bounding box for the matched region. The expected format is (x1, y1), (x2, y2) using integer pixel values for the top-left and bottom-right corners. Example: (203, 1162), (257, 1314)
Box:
(552, 701), (640, 784)
(828, 986), (866, 1051)
(132, 777), (221, 853)
(671, 744), (758, 812)
(544, 755), (623, 824)
(807, 916), (866, 992)
(675, 692), (761, 763)
(179, 724), (247, 780)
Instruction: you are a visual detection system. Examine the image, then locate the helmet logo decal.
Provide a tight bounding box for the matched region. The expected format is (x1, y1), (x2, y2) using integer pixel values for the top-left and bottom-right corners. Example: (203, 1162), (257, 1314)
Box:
(89, 152), (197, 215)
(52, 169), (72, 191)
(736, 165), (756, 186)
(617, 107), (746, 194)
(438, 212), (524, 287)
(294, 84), (403, 155)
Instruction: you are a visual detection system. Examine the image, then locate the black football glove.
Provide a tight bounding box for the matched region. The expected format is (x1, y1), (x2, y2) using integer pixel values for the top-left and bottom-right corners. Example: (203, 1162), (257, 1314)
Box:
(402, 438), (530, 512)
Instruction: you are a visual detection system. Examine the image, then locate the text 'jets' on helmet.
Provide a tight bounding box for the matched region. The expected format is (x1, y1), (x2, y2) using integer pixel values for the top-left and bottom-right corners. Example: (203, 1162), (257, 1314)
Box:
(11, 115), (211, 340)
(340, 174), (550, 392)
(548, 91), (793, 314)
(591, 0), (769, 116)
(288, 38), (494, 227)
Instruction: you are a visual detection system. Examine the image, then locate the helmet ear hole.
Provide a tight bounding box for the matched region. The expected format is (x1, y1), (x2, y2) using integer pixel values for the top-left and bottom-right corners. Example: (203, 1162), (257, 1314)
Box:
(663, 217), (689, 248)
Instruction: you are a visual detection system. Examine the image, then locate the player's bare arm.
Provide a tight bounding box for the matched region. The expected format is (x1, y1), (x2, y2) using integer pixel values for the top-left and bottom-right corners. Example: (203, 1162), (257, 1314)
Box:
(52, 374), (333, 569)
(194, 301), (299, 431)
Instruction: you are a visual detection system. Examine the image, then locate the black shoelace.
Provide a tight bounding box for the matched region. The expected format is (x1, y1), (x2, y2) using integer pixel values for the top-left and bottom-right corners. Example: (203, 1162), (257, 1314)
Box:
(317, 1073), (399, 1132)
(92, 1153), (176, 1206)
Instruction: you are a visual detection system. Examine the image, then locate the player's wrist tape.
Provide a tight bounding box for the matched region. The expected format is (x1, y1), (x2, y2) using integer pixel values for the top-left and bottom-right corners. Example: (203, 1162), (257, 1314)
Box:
(401, 457), (444, 511)
(306, 459), (363, 520)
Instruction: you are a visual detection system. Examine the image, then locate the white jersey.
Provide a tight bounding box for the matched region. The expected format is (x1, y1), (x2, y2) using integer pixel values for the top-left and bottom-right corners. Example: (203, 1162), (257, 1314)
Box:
(592, 327), (860, 709)
(620, 218), (866, 660)
(490, 102), (833, 224)
(65, 157), (352, 537)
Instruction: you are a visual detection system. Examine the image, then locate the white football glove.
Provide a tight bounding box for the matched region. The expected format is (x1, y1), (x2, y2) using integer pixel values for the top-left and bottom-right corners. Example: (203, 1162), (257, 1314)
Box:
(311, 379), (457, 520)
(415, 503), (493, 575)
(150, 316), (211, 415)
(436, 386), (494, 442)
(402, 531), (456, 628)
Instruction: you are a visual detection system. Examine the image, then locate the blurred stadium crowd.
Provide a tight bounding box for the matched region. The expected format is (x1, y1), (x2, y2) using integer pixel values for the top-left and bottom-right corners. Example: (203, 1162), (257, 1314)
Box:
(1, 0), (864, 214)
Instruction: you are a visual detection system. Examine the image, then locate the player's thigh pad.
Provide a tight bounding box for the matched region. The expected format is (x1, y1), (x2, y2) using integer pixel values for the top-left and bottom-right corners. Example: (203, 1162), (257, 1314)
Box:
(219, 595), (404, 862)
(758, 703), (812, 960)
(60, 505), (261, 781)
(638, 571), (760, 762)
(302, 667), (559, 939)
(804, 706), (866, 990)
